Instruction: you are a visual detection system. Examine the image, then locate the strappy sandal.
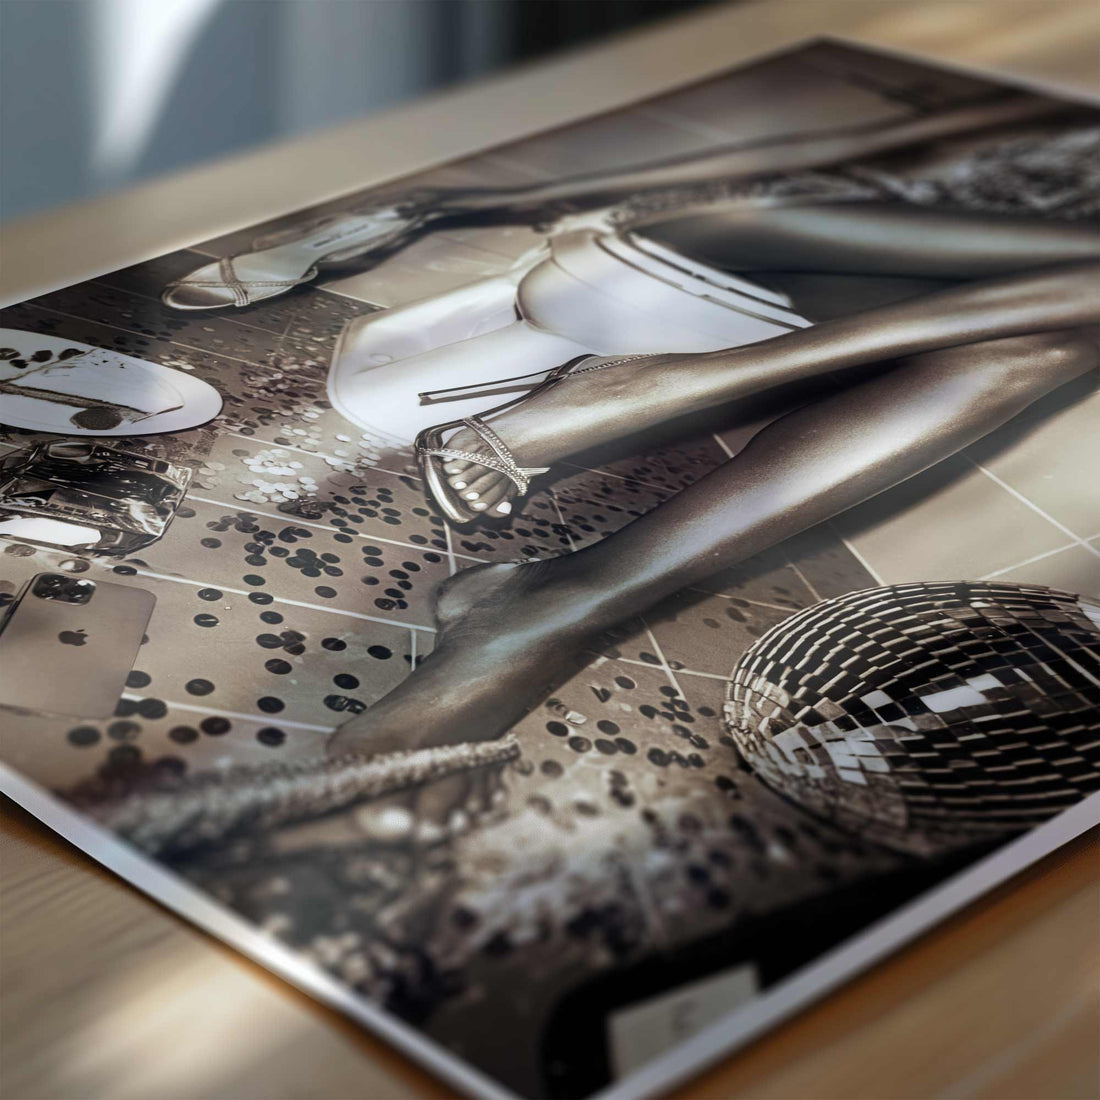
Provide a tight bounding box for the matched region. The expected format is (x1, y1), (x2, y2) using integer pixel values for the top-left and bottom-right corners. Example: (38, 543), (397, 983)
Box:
(415, 354), (651, 525)
(162, 205), (438, 311)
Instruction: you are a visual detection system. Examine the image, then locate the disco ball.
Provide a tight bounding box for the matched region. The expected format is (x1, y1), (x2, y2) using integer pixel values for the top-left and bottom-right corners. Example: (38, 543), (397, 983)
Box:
(724, 582), (1100, 856)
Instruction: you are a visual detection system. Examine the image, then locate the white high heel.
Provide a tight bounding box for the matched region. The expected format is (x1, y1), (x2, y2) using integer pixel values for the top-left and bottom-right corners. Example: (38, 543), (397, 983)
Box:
(415, 354), (653, 525)
(162, 206), (436, 311)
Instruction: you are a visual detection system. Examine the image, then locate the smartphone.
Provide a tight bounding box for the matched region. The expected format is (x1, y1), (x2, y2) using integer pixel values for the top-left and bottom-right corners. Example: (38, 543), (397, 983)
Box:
(0, 573), (155, 718)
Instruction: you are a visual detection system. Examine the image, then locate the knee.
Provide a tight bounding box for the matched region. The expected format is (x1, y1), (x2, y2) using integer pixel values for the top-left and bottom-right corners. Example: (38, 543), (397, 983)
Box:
(975, 330), (1098, 396)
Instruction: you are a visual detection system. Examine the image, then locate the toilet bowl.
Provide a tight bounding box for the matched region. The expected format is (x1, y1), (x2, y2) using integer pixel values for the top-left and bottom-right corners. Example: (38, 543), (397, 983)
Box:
(327, 230), (810, 445)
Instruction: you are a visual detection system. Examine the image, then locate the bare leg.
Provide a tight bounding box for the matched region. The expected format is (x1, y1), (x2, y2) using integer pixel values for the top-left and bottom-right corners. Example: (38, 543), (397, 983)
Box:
(331, 330), (1098, 829)
(441, 260), (1100, 511)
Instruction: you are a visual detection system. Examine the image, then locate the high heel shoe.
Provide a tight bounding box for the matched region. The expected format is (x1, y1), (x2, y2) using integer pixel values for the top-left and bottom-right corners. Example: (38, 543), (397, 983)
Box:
(415, 354), (651, 525)
(162, 205), (438, 311)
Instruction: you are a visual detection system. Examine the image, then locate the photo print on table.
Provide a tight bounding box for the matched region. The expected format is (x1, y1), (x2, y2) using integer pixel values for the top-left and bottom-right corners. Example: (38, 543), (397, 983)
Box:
(1, 38), (1098, 1100)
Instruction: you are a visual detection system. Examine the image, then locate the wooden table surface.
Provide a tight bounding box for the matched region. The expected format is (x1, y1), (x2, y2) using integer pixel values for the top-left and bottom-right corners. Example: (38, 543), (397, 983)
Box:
(2, 2), (1098, 1098)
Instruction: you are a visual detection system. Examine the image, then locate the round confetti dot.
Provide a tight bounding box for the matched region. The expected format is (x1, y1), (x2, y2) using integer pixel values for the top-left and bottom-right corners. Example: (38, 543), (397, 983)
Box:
(193, 614), (219, 628)
(249, 592), (274, 605)
(200, 716), (231, 736)
(126, 670), (151, 689)
(594, 739), (619, 755)
(333, 673), (359, 689)
(108, 744), (141, 766)
(546, 721), (568, 737)
(107, 721), (140, 742)
(185, 679), (215, 696)
(169, 725), (199, 744)
(597, 720), (620, 735)
(257, 696), (284, 714)
(321, 637), (346, 651)
(256, 633), (283, 649)
(243, 575), (265, 587)
(614, 676), (636, 689)
(259, 611), (284, 625)
(567, 736), (592, 753)
(265, 659), (292, 675)
(615, 738), (637, 754)
(136, 698), (167, 720)
(197, 588), (223, 601)
(200, 538), (221, 549)
(540, 760), (563, 777)
(647, 748), (669, 767)
(314, 586), (337, 598)
(367, 645), (392, 660)
(67, 726), (100, 747)
(256, 727), (286, 747)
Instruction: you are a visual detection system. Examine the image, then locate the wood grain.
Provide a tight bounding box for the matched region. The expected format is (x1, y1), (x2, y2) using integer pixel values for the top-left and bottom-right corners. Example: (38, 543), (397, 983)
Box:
(2, 2), (1099, 1098)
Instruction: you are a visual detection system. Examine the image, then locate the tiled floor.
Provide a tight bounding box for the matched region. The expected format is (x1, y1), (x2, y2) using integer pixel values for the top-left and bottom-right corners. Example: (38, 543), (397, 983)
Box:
(0, 249), (904, 1069)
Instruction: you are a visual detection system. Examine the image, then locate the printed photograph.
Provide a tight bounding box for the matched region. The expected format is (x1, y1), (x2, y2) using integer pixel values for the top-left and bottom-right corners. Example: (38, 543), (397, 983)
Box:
(1, 38), (1098, 1100)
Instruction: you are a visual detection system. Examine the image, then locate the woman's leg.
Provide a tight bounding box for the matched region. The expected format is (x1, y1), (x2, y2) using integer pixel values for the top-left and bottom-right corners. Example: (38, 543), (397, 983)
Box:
(441, 260), (1100, 511)
(332, 329), (1098, 784)
(452, 94), (1066, 214)
(647, 201), (1100, 279)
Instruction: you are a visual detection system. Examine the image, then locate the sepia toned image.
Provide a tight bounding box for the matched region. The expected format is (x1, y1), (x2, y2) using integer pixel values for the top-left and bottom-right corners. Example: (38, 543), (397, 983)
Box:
(1, 38), (1098, 1100)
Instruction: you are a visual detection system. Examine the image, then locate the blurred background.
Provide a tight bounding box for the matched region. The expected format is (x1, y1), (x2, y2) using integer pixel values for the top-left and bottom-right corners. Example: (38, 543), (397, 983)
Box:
(0, 0), (719, 223)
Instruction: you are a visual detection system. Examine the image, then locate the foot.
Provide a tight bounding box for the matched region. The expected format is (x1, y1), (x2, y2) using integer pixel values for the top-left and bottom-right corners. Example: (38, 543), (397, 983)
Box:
(327, 559), (600, 842)
(437, 352), (685, 516)
(162, 209), (433, 311)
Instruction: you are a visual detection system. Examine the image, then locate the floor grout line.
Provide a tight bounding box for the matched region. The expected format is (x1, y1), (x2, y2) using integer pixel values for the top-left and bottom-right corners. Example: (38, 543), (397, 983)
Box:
(23, 302), (274, 372)
(127, 566), (437, 633)
(558, 461), (676, 494)
(314, 283), (389, 306)
(676, 668), (731, 682)
(784, 559), (823, 604)
(970, 459), (1100, 560)
(828, 519), (887, 586)
(187, 492), (483, 563)
(640, 621), (689, 703)
(979, 542), (1080, 580)
(120, 693), (334, 733)
(548, 489), (577, 552)
(443, 522), (459, 577)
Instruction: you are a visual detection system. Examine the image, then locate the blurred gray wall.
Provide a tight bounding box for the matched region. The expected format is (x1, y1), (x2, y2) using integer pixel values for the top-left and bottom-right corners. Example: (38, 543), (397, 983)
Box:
(0, 0), (714, 223)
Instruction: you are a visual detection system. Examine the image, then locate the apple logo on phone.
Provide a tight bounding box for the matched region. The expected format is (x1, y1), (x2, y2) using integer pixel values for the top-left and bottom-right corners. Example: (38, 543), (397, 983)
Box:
(59, 629), (88, 646)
